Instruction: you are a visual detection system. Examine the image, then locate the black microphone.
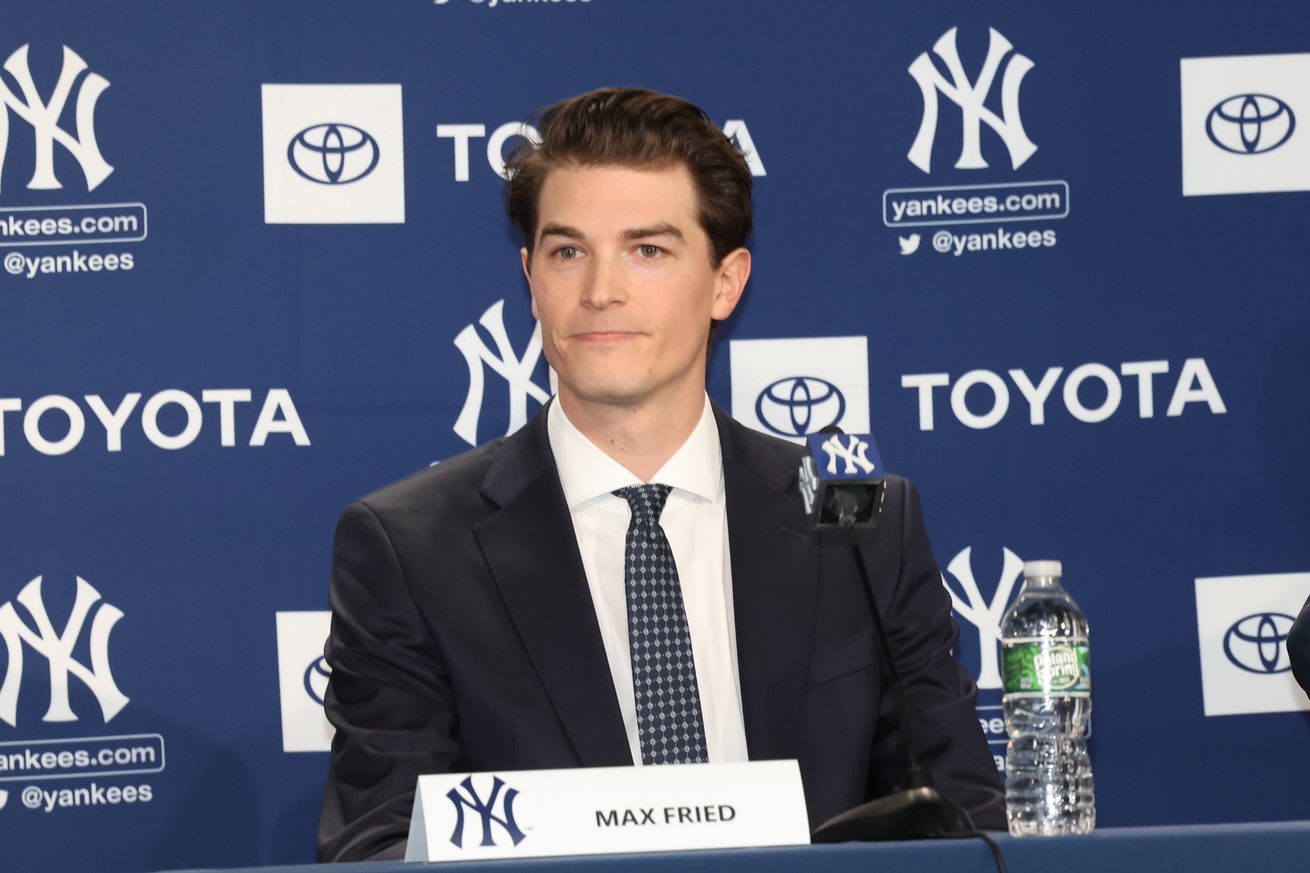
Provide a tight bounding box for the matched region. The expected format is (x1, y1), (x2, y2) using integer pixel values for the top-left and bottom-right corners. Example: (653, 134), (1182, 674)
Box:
(798, 425), (886, 529)
(801, 428), (974, 843)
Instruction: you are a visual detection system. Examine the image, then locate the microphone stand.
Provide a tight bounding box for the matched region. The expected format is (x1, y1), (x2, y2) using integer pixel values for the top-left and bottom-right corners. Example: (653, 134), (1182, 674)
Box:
(809, 505), (974, 842)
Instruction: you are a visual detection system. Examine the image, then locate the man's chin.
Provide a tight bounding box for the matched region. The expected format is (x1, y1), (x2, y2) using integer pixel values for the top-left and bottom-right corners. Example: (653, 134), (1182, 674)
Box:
(561, 383), (647, 410)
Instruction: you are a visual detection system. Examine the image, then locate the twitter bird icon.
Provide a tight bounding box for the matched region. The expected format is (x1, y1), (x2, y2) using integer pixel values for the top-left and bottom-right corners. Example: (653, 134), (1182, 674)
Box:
(898, 234), (921, 255)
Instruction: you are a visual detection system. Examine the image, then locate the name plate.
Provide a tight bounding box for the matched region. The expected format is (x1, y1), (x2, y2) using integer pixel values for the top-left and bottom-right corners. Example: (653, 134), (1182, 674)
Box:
(404, 760), (809, 862)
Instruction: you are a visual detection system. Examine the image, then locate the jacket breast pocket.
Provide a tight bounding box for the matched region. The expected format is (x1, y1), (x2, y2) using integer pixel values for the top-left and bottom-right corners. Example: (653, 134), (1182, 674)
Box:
(805, 630), (879, 689)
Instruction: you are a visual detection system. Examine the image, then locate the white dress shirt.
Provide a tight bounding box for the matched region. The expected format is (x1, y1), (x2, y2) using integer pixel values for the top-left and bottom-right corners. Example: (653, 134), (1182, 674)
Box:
(546, 397), (749, 765)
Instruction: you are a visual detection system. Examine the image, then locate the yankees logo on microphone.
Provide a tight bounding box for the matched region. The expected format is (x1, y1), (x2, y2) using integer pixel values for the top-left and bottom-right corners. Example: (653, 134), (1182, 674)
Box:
(798, 431), (886, 529)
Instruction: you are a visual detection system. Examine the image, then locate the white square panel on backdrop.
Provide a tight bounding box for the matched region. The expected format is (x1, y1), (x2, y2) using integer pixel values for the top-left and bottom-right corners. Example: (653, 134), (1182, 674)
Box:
(1194, 572), (1310, 716)
(261, 84), (406, 223)
(1181, 53), (1310, 196)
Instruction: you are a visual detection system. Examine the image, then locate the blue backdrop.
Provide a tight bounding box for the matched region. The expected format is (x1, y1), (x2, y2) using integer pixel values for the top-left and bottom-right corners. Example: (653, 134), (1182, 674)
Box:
(1, 2), (1308, 870)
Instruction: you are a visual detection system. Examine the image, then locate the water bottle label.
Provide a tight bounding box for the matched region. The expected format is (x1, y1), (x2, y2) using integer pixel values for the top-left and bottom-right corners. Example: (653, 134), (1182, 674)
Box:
(1002, 640), (1090, 695)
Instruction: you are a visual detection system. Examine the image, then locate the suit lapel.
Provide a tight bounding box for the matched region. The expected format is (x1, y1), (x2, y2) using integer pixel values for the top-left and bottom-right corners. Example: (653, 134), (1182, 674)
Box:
(717, 408), (819, 762)
(472, 409), (632, 768)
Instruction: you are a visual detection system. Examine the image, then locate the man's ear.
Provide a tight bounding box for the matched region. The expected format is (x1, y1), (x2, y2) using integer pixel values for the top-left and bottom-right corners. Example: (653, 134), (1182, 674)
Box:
(521, 247), (539, 320)
(710, 247), (751, 321)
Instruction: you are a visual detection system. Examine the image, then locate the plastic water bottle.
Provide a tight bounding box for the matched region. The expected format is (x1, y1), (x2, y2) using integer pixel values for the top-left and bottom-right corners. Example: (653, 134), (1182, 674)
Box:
(1001, 559), (1095, 836)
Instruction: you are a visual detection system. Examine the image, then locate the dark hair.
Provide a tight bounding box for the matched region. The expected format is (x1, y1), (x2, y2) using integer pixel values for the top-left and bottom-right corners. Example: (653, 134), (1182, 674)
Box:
(505, 87), (753, 266)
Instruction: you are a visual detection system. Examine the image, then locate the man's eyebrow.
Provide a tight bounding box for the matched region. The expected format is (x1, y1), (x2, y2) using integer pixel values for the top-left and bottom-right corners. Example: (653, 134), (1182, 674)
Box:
(622, 223), (685, 242)
(537, 223), (585, 242)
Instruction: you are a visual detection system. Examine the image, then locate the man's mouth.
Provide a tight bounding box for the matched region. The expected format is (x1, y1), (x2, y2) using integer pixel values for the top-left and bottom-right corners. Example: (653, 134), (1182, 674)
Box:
(569, 330), (643, 343)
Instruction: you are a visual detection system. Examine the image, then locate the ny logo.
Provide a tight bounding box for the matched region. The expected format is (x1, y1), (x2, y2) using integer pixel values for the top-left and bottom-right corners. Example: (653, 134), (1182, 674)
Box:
(907, 27), (1037, 173)
(447, 775), (526, 848)
(798, 456), (820, 516)
(940, 547), (1024, 690)
(0, 45), (114, 192)
(453, 300), (552, 446)
(821, 434), (875, 475)
(0, 576), (129, 727)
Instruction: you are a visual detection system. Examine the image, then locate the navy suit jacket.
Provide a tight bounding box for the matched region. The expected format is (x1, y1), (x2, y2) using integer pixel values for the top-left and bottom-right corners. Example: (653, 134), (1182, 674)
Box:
(318, 405), (1005, 861)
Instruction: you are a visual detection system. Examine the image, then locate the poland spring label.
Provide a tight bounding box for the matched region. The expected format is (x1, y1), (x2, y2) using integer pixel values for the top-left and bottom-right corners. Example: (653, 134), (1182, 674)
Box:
(1002, 639), (1091, 697)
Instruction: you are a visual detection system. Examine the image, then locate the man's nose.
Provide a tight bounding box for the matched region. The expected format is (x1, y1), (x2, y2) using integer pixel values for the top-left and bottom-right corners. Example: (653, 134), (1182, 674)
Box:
(581, 251), (626, 309)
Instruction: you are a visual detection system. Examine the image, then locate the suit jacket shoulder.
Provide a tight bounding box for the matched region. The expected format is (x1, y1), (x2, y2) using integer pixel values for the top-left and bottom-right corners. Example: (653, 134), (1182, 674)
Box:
(345, 407), (566, 568)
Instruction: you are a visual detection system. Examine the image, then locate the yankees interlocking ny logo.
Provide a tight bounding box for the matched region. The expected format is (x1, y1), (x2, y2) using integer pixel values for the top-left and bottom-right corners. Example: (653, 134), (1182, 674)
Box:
(0, 576), (129, 727)
(941, 547), (1024, 689)
(798, 456), (820, 515)
(907, 27), (1037, 173)
(452, 300), (551, 446)
(821, 434), (875, 475)
(446, 775), (526, 848)
(0, 45), (114, 192)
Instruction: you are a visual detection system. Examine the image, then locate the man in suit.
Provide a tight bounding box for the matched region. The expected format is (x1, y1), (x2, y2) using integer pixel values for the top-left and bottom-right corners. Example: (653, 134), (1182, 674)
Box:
(319, 87), (1005, 862)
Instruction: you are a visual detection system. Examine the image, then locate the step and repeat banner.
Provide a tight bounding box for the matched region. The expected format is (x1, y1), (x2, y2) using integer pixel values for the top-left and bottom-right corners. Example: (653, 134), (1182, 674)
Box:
(2, 1), (1308, 869)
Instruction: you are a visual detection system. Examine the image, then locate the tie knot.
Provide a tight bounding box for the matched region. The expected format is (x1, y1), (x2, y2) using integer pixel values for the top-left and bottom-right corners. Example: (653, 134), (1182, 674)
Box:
(613, 483), (672, 527)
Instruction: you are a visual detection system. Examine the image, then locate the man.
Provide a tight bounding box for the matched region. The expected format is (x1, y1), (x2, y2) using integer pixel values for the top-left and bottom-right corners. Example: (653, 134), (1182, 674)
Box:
(318, 87), (1004, 862)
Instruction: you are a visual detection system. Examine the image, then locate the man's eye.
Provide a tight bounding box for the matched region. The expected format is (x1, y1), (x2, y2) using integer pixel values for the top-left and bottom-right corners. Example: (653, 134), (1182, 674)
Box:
(637, 244), (664, 259)
(556, 246), (580, 260)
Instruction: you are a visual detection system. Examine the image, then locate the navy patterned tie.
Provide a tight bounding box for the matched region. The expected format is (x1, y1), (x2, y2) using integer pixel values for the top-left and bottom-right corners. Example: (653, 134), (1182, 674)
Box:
(613, 484), (709, 765)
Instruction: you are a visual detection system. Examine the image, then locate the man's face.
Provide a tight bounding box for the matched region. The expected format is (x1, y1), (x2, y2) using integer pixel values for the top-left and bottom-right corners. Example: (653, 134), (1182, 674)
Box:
(523, 163), (748, 416)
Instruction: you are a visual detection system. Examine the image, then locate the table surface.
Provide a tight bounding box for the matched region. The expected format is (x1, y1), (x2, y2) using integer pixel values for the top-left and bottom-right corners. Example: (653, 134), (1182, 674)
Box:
(160, 821), (1310, 873)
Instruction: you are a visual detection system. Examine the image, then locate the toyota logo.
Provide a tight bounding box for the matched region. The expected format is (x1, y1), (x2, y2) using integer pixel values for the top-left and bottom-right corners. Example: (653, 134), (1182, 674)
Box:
(287, 122), (381, 184)
(1222, 612), (1295, 674)
(1205, 94), (1296, 155)
(755, 377), (846, 437)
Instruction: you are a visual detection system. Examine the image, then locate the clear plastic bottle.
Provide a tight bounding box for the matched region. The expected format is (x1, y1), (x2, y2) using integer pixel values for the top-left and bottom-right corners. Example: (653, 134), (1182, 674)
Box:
(1001, 559), (1095, 836)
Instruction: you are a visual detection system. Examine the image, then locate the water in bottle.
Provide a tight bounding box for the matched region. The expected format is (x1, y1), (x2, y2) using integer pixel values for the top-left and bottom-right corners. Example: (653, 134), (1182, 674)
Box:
(1001, 559), (1095, 836)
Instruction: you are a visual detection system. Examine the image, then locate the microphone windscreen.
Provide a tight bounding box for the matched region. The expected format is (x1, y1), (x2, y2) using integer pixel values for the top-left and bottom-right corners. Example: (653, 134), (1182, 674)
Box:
(798, 433), (886, 529)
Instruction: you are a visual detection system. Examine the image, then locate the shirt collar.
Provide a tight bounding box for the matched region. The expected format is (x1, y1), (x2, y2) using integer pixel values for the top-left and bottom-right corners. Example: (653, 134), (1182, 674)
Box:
(547, 396), (723, 508)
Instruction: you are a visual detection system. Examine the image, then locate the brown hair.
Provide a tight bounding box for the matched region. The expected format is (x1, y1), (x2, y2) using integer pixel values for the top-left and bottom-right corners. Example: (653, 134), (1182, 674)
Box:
(505, 87), (753, 266)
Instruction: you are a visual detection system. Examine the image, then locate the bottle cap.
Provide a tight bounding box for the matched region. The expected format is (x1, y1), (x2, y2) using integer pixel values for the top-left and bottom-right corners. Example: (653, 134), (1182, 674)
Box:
(1023, 560), (1063, 578)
